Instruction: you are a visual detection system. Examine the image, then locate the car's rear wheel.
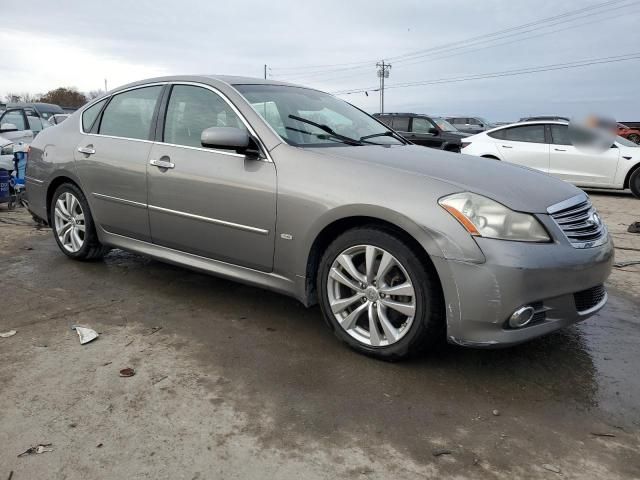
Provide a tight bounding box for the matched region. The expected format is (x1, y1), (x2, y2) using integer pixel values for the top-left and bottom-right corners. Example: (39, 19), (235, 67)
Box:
(51, 183), (110, 260)
(630, 168), (640, 199)
(317, 227), (443, 360)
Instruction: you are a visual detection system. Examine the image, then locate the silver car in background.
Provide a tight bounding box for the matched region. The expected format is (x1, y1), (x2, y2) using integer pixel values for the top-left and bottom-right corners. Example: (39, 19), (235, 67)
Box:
(26, 76), (613, 360)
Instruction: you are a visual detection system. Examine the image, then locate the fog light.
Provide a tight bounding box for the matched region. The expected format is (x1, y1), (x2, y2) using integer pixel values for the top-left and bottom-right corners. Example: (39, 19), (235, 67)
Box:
(508, 306), (535, 328)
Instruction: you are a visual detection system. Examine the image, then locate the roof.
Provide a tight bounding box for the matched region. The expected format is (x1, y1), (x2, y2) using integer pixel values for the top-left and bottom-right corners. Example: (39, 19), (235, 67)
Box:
(373, 112), (442, 118)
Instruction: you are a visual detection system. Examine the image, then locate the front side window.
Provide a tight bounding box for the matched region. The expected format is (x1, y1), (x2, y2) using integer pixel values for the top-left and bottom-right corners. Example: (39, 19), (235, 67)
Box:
(549, 124), (571, 146)
(502, 125), (546, 143)
(411, 117), (434, 133)
(1, 110), (26, 131)
(164, 85), (246, 148)
(82, 99), (107, 132)
(392, 116), (410, 131)
(235, 84), (403, 147)
(99, 86), (162, 140)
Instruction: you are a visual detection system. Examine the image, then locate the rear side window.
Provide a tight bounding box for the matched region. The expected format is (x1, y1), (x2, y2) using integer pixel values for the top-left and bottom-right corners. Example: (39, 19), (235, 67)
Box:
(392, 116), (410, 131)
(376, 116), (393, 127)
(549, 124), (571, 146)
(163, 85), (246, 148)
(82, 99), (106, 132)
(501, 125), (545, 143)
(1, 110), (26, 130)
(99, 86), (162, 140)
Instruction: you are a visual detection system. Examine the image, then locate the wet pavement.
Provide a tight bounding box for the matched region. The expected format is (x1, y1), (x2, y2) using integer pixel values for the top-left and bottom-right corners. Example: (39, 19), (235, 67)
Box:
(1, 195), (639, 479)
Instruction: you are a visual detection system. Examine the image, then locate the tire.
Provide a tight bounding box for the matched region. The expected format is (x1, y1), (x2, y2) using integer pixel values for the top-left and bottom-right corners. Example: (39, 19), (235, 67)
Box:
(630, 168), (640, 199)
(51, 183), (110, 260)
(627, 133), (640, 145)
(317, 226), (444, 361)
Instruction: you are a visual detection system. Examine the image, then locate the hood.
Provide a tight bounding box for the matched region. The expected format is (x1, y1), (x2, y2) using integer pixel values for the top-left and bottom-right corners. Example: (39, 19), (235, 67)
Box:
(310, 144), (580, 213)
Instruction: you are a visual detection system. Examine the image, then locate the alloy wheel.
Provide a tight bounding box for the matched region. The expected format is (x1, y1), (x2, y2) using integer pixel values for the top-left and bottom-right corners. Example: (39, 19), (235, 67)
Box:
(326, 244), (416, 347)
(54, 192), (86, 253)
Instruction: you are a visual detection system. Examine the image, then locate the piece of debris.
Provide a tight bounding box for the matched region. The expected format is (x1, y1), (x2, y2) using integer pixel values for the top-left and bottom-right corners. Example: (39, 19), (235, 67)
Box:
(0, 330), (16, 338)
(103, 361), (112, 366)
(69, 423), (77, 428)
(8, 471), (14, 480)
(628, 221), (640, 234)
(541, 464), (561, 474)
(119, 367), (135, 377)
(96, 443), (103, 448)
(432, 449), (453, 457)
(71, 325), (98, 345)
(18, 443), (54, 457)
(613, 260), (640, 268)
(492, 409), (500, 416)
(144, 326), (163, 336)
(152, 375), (168, 385)
(266, 327), (276, 332)
(591, 432), (616, 438)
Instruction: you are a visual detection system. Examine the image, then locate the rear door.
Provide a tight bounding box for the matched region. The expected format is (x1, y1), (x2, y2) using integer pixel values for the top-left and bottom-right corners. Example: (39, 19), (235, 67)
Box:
(74, 85), (164, 242)
(495, 124), (550, 172)
(548, 123), (619, 187)
(147, 83), (277, 272)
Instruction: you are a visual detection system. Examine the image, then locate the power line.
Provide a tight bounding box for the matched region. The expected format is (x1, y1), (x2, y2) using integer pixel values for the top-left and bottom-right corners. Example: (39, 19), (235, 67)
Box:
(331, 52), (640, 95)
(270, 0), (630, 77)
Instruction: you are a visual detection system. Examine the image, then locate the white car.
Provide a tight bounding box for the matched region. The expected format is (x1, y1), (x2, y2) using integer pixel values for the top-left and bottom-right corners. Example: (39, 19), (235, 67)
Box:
(461, 121), (640, 198)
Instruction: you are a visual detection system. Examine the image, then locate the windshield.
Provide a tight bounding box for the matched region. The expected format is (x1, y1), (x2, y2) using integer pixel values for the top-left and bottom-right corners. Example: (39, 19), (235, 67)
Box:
(616, 135), (639, 147)
(432, 118), (458, 132)
(234, 84), (404, 147)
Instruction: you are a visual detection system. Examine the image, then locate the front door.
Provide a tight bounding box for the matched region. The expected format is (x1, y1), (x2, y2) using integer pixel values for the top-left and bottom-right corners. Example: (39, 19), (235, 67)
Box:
(74, 85), (164, 242)
(147, 84), (277, 272)
(548, 123), (619, 187)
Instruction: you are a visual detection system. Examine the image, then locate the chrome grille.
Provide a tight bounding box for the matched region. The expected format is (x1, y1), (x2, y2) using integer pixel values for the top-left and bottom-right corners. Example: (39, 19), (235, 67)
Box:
(548, 195), (606, 248)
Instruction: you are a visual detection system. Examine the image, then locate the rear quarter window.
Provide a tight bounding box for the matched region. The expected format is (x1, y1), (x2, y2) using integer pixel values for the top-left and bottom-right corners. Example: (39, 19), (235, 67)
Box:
(82, 99), (107, 132)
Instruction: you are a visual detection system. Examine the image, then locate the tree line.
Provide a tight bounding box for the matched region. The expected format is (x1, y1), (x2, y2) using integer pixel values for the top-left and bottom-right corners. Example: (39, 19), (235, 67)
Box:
(2, 87), (104, 109)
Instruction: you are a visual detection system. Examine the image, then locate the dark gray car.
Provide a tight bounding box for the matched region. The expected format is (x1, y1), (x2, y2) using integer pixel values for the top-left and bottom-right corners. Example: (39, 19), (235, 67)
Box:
(26, 76), (613, 360)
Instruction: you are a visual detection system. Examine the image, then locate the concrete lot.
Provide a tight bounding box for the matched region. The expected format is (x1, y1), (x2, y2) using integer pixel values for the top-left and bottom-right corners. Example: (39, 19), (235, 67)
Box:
(1, 192), (639, 479)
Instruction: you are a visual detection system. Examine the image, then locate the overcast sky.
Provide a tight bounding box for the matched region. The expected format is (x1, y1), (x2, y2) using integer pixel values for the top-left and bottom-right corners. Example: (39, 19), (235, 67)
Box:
(2, 0), (639, 121)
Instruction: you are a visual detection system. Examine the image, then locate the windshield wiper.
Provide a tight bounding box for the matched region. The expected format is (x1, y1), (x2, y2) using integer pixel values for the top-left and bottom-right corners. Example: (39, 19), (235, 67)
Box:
(359, 131), (406, 144)
(288, 115), (364, 146)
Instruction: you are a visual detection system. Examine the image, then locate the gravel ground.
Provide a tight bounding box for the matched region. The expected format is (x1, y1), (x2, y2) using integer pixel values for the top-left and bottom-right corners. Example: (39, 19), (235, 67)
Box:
(0, 191), (638, 480)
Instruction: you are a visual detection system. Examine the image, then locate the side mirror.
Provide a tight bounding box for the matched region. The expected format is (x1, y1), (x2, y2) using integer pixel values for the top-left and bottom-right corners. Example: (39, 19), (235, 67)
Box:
(0, 123), (18, 132)
(201, 127), (256, 154)
(428, 127), (439, 135)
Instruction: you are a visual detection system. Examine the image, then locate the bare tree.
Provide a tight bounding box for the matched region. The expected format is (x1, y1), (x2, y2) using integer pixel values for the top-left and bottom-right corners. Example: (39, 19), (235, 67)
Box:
(87, 89), (105, 100)
(4, 93), (23, 103)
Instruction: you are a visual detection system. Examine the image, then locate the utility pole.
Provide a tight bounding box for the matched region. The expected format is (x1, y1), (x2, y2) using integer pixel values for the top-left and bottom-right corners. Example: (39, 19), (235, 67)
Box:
(104, 78), (108, 92)
(376, 61), (391, 113)
(264, 64), (267, 80)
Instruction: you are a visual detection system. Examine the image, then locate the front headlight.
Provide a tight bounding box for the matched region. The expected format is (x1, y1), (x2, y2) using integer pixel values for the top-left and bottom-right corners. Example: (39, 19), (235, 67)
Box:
(439, 192), (550, 242)
(0, 143), (14, 156)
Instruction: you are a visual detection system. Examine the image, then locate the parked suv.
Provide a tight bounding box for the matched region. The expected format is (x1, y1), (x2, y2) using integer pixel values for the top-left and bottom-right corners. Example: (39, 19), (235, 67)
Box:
(445, 116), (493, 134)
(374, 113), (469, 152)
(26, 76), (612, 360)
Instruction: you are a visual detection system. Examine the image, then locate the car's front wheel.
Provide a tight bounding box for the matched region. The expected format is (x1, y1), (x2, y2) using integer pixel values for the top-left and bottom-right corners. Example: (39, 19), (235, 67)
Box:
(317, 227), (443, 360)
(51, 183), (110, 260)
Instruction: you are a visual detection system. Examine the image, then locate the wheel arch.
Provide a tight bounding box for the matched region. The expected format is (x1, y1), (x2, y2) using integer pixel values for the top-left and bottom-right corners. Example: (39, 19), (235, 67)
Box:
(46, 174), (83, 225)
(303, 213), (445, 307)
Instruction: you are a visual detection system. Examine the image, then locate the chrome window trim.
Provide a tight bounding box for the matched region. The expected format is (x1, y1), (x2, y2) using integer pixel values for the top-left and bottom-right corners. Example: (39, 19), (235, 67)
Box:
(78, 81), (273, 162)
(148, 204), (269, 235)
(92, 192), (147, 209)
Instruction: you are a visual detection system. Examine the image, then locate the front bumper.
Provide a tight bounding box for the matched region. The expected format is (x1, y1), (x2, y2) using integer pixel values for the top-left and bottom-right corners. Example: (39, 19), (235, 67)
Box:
(433, 233), (614, 347)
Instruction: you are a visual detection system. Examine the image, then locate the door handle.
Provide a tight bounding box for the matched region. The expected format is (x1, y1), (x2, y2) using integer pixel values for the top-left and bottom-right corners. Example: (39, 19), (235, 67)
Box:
(77, 146), (96, 155)
(554, 148), (567, 152)
(501, 145), (513, 149)
(149, 158), (175, 169)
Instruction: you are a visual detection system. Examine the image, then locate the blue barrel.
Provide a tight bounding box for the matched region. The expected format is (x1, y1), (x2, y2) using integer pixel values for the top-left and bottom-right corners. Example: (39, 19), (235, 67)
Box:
(0, 169), (10, 203)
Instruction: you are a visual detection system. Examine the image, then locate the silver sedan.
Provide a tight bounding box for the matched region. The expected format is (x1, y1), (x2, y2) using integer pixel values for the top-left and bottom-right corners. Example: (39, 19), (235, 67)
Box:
(26, 76), (613, 360)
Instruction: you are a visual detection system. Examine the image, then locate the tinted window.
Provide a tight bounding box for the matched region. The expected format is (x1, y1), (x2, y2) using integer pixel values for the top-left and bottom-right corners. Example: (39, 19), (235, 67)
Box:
(392, 116), (410, 131)
(99, 86), (162, 140)
(164, 85), (246, 148)
(488, 128), (506, 140)
(1, 110), (26, 130)
(411, 117), (434, 133)
(502, 125), (545, 143)
(82, 99), (106, 132)
(549, 124), (571, 146)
